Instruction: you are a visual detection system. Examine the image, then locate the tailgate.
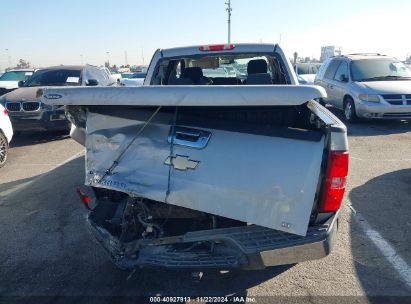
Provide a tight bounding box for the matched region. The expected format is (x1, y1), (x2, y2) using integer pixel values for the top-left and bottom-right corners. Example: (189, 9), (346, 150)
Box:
(84, 106), (324, 236)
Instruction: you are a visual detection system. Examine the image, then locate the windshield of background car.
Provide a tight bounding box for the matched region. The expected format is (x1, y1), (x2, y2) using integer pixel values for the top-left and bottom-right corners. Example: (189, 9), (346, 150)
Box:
(296, 64), (321, 75)
(131, 73), (146, 79)
(121, 73), (134, 79)
(351, 59), (411, 81)
(24, 69), (82, 87)
(0, 71), (33, 81)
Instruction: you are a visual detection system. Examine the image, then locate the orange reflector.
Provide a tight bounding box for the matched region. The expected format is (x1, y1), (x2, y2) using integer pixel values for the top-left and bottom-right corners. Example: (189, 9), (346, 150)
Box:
(77, 188), (91, 210)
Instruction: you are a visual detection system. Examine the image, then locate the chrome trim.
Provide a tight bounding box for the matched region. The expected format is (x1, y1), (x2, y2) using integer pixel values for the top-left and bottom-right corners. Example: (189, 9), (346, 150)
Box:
(382, 94), (411, 106)
(168, 126), (212, 149)
(22, 101), (41, 112)
(164, 155), (200, 171)
(5, 102), (21, 112)
(259, 213), (338, 266)
(5, 101), (41, 112)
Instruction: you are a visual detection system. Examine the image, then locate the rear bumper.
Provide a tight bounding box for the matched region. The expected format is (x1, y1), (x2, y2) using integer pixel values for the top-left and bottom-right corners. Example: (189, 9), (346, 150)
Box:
(9, 109), (69, 131)
(87, 212), (338, 270)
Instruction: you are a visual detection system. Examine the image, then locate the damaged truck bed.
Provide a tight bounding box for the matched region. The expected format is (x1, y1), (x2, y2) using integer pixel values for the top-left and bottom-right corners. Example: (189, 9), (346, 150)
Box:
(41, 43), (349, 270)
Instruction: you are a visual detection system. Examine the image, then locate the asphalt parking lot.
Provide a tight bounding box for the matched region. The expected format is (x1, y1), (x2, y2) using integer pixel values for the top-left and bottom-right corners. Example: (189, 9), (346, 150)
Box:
(0, 109), (410, 302)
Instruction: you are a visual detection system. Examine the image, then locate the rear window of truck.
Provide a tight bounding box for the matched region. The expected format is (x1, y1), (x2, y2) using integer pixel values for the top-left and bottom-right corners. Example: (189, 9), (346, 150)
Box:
(151, 53), (289, 86)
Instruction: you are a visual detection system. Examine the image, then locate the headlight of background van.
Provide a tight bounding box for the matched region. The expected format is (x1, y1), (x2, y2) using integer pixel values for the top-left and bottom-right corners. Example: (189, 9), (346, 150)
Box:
(358, 94), (381, 103)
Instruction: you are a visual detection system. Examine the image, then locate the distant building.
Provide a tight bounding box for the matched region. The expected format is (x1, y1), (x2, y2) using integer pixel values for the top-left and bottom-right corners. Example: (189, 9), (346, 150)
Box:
(320, 46), (342, 61)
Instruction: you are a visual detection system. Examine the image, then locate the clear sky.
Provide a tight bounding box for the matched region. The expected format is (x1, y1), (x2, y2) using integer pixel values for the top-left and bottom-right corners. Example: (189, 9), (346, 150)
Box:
(1, 0), (410, 69)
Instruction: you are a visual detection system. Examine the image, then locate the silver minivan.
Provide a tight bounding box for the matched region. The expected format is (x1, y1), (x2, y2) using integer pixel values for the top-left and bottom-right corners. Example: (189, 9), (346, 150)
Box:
(315, 54), (411, 122)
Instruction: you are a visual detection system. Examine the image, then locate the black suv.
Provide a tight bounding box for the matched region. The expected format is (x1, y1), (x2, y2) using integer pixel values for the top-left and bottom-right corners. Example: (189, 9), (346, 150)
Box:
(0, 65), (113, 132)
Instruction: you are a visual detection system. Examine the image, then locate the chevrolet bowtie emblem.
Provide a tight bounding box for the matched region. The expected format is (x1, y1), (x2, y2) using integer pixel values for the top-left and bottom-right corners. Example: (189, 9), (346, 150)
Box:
(164, 155), (199, 171)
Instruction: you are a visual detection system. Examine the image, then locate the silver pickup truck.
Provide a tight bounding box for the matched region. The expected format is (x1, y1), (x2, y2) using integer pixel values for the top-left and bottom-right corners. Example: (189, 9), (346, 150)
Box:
(42, 43), (349, 270)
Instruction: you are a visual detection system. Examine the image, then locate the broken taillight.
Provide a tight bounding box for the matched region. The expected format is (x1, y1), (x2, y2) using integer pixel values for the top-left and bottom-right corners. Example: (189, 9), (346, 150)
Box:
(318, 151), (349, 212)
(77, 188), (91, 210)
(199, 44), (235, 51)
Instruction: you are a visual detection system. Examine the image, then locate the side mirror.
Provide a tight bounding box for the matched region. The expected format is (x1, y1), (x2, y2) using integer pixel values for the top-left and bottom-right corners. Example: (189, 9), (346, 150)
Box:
(85, 79), (99, 86)
(340, 74), (348, 82)
(18, 80), (25, 87)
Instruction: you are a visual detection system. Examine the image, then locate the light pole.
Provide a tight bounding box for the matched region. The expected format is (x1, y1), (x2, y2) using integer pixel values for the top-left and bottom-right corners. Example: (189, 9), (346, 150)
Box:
(106, 51), (111, 67)
(5, 49), (11, 69)
(225, 0), (232, 44)
(80, 54), (84, 65)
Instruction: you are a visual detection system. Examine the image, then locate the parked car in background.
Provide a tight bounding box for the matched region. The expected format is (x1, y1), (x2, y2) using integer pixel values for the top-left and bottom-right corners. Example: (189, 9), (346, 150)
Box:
(0, 69), (35, 96)
(120, 72), (146, 86)
(110, 72), (122, 84)
(120, 72), (135, 79)
(295, 63), (321, 84)
(99, 67), (117, 85)
(0, 103), (13, 167)
(315, 54), (411, 122)
(0, 65), (113, 133)
(100, 67), (121, 84)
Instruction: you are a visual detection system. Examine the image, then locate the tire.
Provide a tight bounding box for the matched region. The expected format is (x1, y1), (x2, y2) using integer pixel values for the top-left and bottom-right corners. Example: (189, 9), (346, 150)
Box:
(343, 97), (358, 123)
(0, 132), (8, 168)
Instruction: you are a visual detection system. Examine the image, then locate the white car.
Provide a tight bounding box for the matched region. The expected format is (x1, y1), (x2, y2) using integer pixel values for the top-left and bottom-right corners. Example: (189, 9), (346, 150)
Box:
(315, 54), (411, 122)
(99, 67), (119, 85)
(120, 72), (146, 86)
(0, 104), (13, 167)
(0, 69), (35, 96)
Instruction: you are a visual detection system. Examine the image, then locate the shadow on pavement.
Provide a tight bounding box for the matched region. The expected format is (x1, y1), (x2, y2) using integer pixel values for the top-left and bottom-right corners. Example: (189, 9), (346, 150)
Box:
(0, 154), (294, 297)
(10, 130), (70, 148)
(325, 105), (411, 137)
(0, 175), (39, 194)
(349, 168), (411, 296)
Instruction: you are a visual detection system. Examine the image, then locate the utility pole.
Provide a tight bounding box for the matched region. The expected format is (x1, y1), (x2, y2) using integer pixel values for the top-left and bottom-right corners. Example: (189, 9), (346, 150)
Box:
(106, 51), (110, 67)
(225, 0), (232, 44)
(5, 49), (11, 69)
(141, 48), (145, 66)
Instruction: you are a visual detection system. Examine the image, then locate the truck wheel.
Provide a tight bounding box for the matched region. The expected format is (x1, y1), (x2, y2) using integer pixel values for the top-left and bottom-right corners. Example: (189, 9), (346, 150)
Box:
(344, 97), (358, 123)
(0, 132), (8, 168)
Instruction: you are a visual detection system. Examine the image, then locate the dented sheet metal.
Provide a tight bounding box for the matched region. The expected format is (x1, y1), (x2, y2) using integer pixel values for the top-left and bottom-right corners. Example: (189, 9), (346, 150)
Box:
(85, 109), (325, 236)
(41, 85), (326, 107)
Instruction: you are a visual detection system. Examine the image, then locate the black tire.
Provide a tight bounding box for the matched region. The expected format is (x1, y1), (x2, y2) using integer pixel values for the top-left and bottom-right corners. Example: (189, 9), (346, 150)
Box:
(343, 97), (358, 123)
(0, 132), (8, 168)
